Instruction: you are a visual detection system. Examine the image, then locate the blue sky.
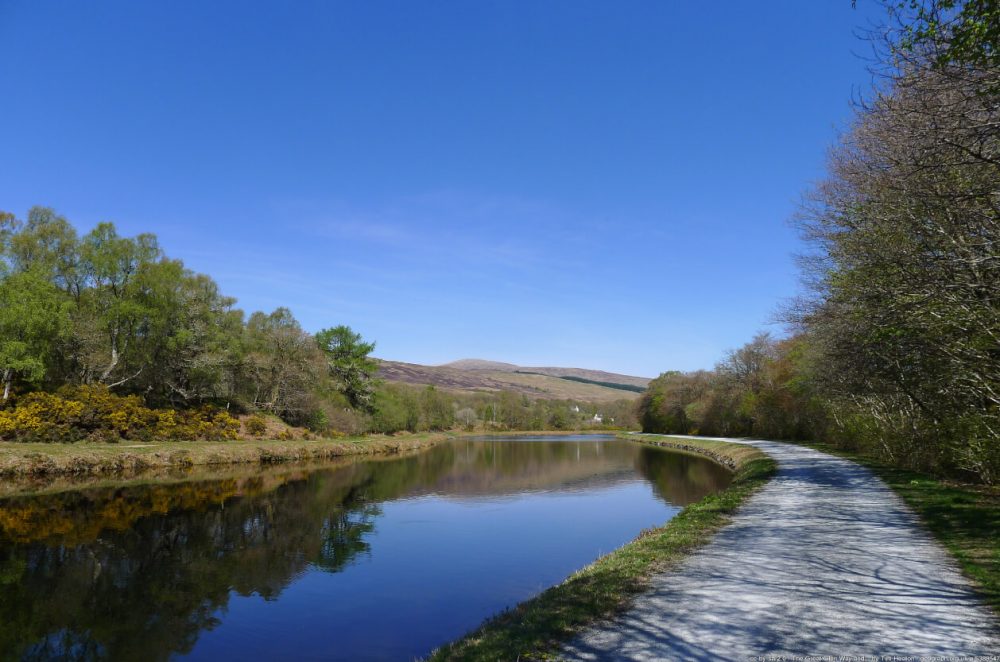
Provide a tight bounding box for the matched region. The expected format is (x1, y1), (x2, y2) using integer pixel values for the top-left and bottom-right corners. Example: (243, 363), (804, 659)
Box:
(0, 1), (882, 376)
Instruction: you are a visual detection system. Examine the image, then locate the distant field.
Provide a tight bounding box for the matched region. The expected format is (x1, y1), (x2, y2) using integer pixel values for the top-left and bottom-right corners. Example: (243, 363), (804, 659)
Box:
(377, 359), (649, 403)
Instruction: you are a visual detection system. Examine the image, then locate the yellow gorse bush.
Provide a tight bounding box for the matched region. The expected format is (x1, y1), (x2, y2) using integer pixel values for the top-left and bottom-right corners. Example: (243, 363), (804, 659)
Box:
(0, 385), (239, 443)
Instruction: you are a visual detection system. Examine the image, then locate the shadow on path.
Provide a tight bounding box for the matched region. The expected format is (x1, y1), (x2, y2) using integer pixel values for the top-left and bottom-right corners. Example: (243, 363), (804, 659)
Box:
(562, 438), (1000, 661)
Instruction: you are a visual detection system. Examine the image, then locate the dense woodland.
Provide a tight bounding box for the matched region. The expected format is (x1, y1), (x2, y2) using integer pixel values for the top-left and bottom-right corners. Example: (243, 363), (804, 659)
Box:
(638, 1), (1000, 484)
(0, 210), (634, 440)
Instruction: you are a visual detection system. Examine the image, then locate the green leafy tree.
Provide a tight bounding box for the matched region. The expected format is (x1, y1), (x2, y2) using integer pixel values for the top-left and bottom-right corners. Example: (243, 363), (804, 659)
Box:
(877, 0), (1000, 67)
(76, 222), (162, 386)
(241, 308), (324, 424)
(370, 383), (419, 433)
(0, 211), (18, 278)
(7, 207), (82, 295)
(137, 262), (244, 406)
(419, 386), (455, 430)
(0, 270), (70, 400)
(315, 325), (378, 411)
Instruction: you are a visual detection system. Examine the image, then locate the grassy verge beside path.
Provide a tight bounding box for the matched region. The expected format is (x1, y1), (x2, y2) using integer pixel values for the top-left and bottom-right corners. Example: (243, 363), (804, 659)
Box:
(0, 432), (454, 478)
(798, 440), (1000, 616)
(429, 434), (776, 661)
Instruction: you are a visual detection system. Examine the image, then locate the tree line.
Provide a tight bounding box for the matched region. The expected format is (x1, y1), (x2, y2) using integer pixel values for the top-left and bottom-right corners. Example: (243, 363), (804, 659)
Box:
(0, 207), (380, 430)
(0, 209), (635, 439)
(638, 1), (1000, 484)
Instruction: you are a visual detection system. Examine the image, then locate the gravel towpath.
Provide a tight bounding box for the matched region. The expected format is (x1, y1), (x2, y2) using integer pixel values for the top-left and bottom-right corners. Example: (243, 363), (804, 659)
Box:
(562, 437), (1000, 660)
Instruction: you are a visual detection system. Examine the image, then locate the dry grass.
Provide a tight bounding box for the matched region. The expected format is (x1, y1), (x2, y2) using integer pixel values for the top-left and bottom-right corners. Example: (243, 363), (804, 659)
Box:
(0, 432), (453, 479)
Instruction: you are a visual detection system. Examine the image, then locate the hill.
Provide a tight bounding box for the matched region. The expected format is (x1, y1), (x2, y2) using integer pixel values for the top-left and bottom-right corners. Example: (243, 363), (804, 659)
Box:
(377, 359), (651, 403)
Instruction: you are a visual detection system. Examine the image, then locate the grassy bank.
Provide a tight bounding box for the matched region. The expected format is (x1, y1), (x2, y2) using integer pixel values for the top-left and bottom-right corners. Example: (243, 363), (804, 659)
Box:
(430, 434), (776, 661)
(797, 440), (1000, 616)
(0, 432), (454, 479)
(0, 429), (627, 481)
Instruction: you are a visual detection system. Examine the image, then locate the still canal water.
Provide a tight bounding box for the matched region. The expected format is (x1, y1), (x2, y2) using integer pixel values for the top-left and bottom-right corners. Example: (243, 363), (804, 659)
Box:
(0, 435), (731, 660)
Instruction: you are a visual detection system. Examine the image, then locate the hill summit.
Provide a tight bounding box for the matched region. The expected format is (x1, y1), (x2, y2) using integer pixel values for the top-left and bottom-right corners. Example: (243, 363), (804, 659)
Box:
(377, 358), (650, 403)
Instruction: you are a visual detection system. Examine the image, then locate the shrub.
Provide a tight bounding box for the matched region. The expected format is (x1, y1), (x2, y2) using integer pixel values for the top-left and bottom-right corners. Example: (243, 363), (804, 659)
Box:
(0, 385), (238, 442)
(245, 415), (268, 437)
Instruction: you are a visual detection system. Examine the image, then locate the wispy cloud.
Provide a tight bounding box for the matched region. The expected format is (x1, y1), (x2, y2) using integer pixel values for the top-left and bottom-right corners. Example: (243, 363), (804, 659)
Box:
(315, 219), (413, 245)
(272, 190), (594, 274)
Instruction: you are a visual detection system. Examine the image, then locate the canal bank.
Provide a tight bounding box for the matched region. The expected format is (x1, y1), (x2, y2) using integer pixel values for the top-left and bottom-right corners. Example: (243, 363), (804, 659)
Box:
(0, 429), (635, 480)
(0, 431), (456, 479)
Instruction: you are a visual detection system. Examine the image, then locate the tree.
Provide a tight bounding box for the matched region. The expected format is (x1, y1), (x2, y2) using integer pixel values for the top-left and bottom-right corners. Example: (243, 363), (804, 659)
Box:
(0, 270), (70, 400)
(315, 325), (378, 411)
(370, 383), (419, 433)
(75, 222), (162, 386)
(456, 407), (478, 428)
(419, 386), (454, 430)
(138, 263), (244, 406)
(878, 0), (1000, 68)
(7, 207), (82, 295)
(792, 6), (1000, 481)
(0, 211), (19, 278)
(241, 308), (324, 423)
(636, 371), (695, 434)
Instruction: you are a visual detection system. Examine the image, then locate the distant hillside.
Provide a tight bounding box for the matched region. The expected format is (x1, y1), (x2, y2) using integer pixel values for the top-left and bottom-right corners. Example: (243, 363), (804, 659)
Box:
(377, 359), (650, 403)
(441, 359), (521, 372)
(440, 359), (651, 387)
(538, 375), (646, 393)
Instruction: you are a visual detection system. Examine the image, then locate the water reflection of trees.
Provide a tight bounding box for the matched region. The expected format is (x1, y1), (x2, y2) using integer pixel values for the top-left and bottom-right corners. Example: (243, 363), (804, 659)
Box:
(634, 446), (732, 506)
(0, 440), (729, 659)
(0, 450), (455, 661)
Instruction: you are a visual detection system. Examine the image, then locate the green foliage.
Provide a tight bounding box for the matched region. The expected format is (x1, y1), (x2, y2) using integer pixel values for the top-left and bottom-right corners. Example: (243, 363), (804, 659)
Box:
(547, 405), (569, 430)
(637, 335), (823, 441)
(370, 383), (420, 434)
(886, 0), (1000, 67)
(360, 380), (633, 436)
(0, 269), (70, 399)
(419, 386), (455, 431)
(315, 325), (378, 411)
(0, 207), (250, 408)
(241, 307), (324, 425)
(635, 4), (1000, 482)
(784, 4), (1000, 482)
(0, 206), (372, 439)
(0, 205), (639, 443)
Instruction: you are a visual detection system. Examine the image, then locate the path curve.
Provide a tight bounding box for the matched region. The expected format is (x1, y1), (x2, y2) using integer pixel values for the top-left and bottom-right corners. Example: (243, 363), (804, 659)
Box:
(562, 437), (1000, 660)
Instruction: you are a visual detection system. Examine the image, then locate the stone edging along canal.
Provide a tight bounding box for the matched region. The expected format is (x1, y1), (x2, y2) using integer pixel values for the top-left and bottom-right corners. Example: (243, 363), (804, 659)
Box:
(428, 434), (776, 661)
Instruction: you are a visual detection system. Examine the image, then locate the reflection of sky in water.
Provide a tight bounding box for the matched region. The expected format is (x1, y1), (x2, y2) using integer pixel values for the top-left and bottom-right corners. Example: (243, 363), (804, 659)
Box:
(0, 436), (730, 661)
(190, 482), (668, 661)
